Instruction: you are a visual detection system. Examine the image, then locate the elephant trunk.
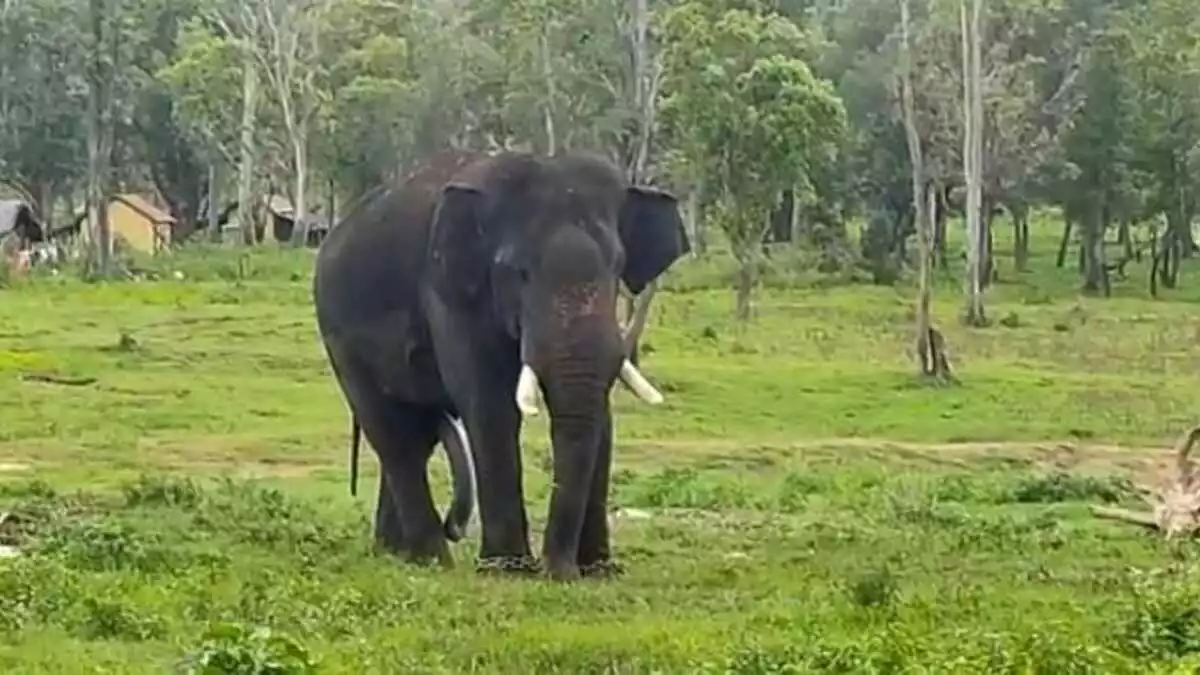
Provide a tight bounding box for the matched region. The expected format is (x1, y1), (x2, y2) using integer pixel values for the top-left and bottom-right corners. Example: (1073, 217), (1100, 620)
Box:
(540, 365), (611, 579)
(513, 266), (662, 577)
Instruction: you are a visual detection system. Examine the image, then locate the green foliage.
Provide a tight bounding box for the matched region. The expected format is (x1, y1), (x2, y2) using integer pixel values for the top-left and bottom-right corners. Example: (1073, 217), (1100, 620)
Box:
(1117, 567), (1200, 661)
(155, 19), (244, 158)
(659, 2), (845, 317)
(179, 623), (318, 675)
(661, 3), (846, 239)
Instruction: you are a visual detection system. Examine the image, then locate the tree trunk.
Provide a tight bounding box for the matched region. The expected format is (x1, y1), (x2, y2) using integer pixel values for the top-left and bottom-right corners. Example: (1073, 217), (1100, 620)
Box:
(1056, 217), (1073, 267)
(790, 185), (804, 244)
(961, 0), (987, 326)
(207, 162), (221, 243)
(980, 198), (995, 287)
(327, 176), (336, 232)
(933, 187), (948, 269)
(289, 124), (309, 248)
(1119, 219), (1134, 261)
(1169, 200), (1192, 264)
(539, 31), (557, 155)
(901, 0), (946, 380)
(1176, 177), (1197, 258)
(627, 0), (656, 183)
(84, 0), (114, 277)
(621, 0), (660, 367)
(735, 256), (754, 322)
(41, 182), (55, 231)
(63, 191), (76, 248)
(914, 182), (935, 372)
(236, 53), (259, 246)
(1012, 202), (1030, 272)
(686, 182), (705, 255)
(1081, 203), (1106, 294)
(1162, 209), (1184, 289)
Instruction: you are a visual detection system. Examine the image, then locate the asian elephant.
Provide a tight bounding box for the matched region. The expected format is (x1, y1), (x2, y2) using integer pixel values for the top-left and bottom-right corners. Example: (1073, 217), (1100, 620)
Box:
(312, 150), (690, 580)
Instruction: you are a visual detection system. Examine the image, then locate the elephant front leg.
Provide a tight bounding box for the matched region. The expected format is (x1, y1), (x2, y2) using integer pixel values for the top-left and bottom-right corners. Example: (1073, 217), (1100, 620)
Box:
(577, 415), (624, 579)
(465, 404), (539, 576)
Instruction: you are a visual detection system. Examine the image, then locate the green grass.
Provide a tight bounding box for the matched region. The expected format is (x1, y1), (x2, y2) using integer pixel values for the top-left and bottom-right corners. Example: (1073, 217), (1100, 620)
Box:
(3, 211), (1200, 672)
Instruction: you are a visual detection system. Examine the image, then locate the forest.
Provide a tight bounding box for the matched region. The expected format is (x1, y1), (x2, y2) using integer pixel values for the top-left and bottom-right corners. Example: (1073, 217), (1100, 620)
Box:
(2, 0), (1197, 314)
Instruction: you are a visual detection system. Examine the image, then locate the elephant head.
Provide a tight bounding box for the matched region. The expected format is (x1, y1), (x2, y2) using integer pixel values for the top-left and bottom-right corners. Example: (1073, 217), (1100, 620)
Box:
(427, 151), (689, 576)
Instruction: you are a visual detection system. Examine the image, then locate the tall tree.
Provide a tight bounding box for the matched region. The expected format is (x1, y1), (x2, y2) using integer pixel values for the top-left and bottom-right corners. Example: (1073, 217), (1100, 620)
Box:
(661, 4), (846, 320)
(158, 13), (259, 244)
(1123, 0), (1200, 291)
(245, 0), (331, 247)
(900, 0), (947, 380)
(82, 0), (131, 275)
(0, 0), (87, 224)
(961, 0), (986, 326)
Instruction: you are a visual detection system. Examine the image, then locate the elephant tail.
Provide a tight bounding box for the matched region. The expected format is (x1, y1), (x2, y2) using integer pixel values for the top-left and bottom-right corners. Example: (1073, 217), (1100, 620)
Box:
(348, 415), (361, 498)
(438, 413), (476, 542)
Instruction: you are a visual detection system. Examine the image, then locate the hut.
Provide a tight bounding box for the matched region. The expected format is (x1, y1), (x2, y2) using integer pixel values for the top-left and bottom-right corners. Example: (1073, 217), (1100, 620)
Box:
(0, 200), (46, 272)
(76, 194), (177, 254)
(0, 199), (46, 248)
(261, 194), (331, 247)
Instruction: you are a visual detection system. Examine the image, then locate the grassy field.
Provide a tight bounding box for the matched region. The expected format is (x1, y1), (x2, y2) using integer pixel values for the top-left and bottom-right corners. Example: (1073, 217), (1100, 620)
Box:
(3, 213), (1200, 673)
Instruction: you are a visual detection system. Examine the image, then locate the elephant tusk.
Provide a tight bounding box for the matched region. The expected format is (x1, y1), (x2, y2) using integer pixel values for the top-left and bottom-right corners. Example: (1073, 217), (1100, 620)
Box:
(618, 359), (664, 405)
(515, 364), (542, 416)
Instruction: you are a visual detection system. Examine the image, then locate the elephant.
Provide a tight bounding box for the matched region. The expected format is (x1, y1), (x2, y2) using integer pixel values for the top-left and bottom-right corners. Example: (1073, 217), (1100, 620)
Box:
(312, 149), (690, 580)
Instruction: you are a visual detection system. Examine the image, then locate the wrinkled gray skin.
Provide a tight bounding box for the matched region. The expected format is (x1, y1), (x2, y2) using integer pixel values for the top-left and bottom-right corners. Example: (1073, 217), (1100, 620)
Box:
(312, 150), (690, 580)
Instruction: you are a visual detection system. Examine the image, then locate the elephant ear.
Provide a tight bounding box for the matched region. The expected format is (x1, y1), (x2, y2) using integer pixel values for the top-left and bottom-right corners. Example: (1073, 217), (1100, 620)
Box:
(618, 185), (692, 295)
(429, 182), (489, 301)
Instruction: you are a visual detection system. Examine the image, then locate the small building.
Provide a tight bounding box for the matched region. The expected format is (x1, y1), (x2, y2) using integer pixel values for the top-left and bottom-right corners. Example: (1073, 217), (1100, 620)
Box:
(76, 194), (177, 254)
(0, 199), (46, 268)
(0, 199), (45, 249)
(261, 194), (330, 247)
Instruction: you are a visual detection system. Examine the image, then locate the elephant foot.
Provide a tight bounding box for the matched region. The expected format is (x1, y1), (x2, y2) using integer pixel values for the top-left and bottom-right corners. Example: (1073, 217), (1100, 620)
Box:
(372, 532), (406, 557)
(544, 558), (582, 582)
(373, 514), (405, 554)
(579, 558), (625, 580)
(408, 538), (454, 569)
(475, 554), (543, 578)
(374, 532), (453, 569)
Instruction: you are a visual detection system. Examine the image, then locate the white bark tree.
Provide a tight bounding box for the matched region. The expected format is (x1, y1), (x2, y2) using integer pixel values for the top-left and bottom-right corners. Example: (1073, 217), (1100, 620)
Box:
(899, 0), (952, 380)
(215, 0), (329, 248)
(899, 0), (929, 373)
(961, 0), (986, 325)
(83, 0), (122, 276)
(236, 47), (260, 245)
(619, 0), (666, 364)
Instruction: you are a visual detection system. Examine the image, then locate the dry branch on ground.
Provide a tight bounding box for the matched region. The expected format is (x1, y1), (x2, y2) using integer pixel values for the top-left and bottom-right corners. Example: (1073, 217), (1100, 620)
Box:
(18, 372), (98, 387)
(1092, 424), (1200, 539)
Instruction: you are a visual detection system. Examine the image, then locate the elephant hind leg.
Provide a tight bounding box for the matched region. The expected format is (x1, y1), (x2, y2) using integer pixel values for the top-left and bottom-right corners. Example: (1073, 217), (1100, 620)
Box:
(327, 352), (451, 567)
(360, 398), (450, 567)
(373, 471), (403, 553)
